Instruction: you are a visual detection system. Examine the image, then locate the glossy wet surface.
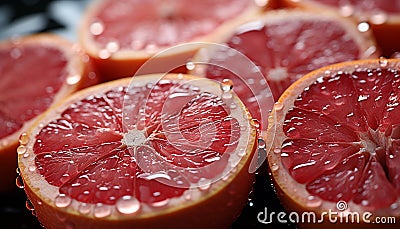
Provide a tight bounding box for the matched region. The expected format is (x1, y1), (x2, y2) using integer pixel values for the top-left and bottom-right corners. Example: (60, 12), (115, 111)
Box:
(282, 65), (400, 210)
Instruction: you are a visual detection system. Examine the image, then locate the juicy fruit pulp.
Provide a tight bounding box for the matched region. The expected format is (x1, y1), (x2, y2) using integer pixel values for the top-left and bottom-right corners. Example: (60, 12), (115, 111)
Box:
(202, 11), (377, 122)
(0, 45), (67, 139)
(87, 0), (253, 52)
(33, 79), (242, 206)
(280, 60), (400, 210)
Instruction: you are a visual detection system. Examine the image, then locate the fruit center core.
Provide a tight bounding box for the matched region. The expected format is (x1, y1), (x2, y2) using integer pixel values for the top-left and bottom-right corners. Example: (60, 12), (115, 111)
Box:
(359, 129), (389, 165)
(122, 129), (147, 147)
(268, 67), (288, 82)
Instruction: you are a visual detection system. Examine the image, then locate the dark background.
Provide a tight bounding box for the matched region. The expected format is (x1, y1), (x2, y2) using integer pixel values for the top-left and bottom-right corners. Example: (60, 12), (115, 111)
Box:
(0, 1), (295, 228)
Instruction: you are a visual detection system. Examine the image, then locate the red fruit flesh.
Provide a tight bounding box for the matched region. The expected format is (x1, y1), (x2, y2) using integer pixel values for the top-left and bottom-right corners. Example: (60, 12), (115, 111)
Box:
(91, 0), (253, 50)
(33, 79), (241, 205)
(204, 16), (368, 122)
(0, 46), (67, 139)
(281, 67), (400, 210)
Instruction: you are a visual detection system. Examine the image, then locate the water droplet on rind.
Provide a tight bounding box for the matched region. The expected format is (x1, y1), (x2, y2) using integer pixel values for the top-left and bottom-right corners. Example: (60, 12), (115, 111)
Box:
(16, 174), (24, 188)
(306, 196), (322, 208)
(220, 79), (233, 92)
(17, 145), (27, 154)
(116, 196), (141, 215)
(150, 199), (170, 207)
(186, 62), (195, 70)
(94, 204), (111, 218)
(270, 163), (279, 171)
(55, 194), (72, 208)
(90, 21), (104, 36)
(357, 21), (370, 32)
(26, 200), (36, 216)
(66, 74), (81, 85)
(106, 41), (120, 53)
(19, 133), (29, 145)
(78, 203), (91, 215)
(198, 178), (211, 191)
(273, 147), (281, 154)
(274, 102), (284, 111)
(379, 57), (388, 67)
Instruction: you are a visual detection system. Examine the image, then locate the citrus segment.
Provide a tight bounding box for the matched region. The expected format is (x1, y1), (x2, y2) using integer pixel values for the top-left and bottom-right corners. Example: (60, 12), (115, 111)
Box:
(79, 0), (268, 81)
(0, 33), (97, 192)
(268, 59), (400, 225)
(196, 10), (379, 123)
(18, 74), (257, 228)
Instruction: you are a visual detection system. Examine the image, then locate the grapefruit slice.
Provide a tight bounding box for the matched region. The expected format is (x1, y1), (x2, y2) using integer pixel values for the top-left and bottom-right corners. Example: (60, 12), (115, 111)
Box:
(267, 58), (400, 227)
(78, 0), (271, 82)
(17, 73), (258, 228)
(0, 33), (98, 192)
(191, 10), (379, 126)
(281, 0), (400, 58)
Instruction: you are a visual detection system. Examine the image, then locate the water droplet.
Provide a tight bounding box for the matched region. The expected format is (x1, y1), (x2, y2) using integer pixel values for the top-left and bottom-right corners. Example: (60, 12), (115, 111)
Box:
(16, 174), (24, 188)
(28, 166), (36, 172)
(220, 79), (233, 92)
(55, 194), (72, 208)
(275, 102), (284, 111)
(230, 103), (237, 109)
(17, 145), (27, 154)
(26, 199), (36, 216)
(253, 119), (260, 130)
(198, 178), (211, 191)
(90, 21), (104, 35)
(357, 22), (370, 32)
(23, 153), (29, 158)
(151, 199), (169, 207)
(273, 147), (281, 154)
(19, 133), (29, 145)
(361, 200), (369, 206)
(67, 74), (81, 85)
(270, 163), (279, 171)
(339, 4), (354, 17)
(98, 49), (111, 59)
(94, 204), (111, 218)
(186, 62), (195, 71)
(184, 192), (191, 201)
(78, 203), (91, 215)
(106, 41), (120, 53)
(116, 196), (141, 215)
(370, 12), (388, 25)
(37, 201), (42, 206)
(358, 95), (369, 102)
(306, 196), (322, 208)
(379, 57), (388, 67)
(145, 44), (157, 54)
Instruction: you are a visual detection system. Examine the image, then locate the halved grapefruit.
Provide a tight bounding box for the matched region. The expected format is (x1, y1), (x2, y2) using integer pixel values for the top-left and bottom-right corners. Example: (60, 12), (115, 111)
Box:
(17, 73), (258, 228)
(191, 10), (379, 126)
(78, 0), (272, 82)
(267, 58), (400, 228)
(0, 33), (98, 192)
(281, 0), (400, 58)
